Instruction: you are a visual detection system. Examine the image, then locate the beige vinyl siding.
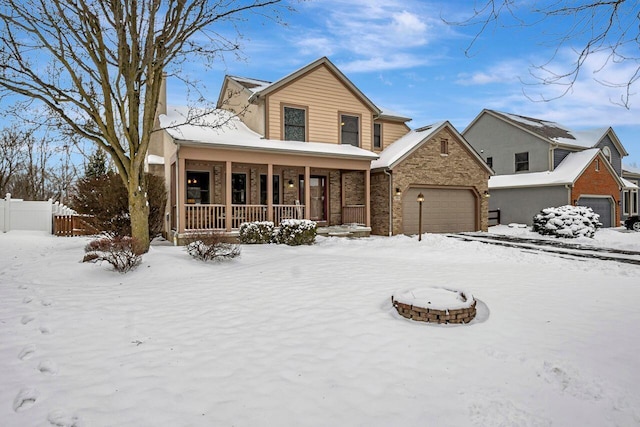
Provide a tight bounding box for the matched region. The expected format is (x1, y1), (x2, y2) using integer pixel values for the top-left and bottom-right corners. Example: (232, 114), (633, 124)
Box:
(375, 120), (410, 150)
(221, 80), (265, 135)
(266, 64), (374, 150)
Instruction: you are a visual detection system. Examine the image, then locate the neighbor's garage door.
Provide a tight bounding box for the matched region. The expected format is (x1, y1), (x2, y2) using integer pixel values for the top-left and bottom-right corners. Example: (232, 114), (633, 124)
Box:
(403, 188), (477, 234)
(578, 197), (613, 227)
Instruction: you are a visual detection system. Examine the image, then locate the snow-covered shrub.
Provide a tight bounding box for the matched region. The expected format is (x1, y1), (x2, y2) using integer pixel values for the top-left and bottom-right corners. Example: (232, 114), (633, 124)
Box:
(83, 236), (143, 273)
(532, 205), (601, 238)
(273, 219), (317, 246)
(185, 232), (241, 261)
(239, 221), (275, 244)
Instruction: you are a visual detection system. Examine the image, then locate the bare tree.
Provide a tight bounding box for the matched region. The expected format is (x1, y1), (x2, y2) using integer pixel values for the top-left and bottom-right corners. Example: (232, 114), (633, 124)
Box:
(0, 0), (284, 251)
(0, 127), (27, 196)
(447, 0), (639, 107)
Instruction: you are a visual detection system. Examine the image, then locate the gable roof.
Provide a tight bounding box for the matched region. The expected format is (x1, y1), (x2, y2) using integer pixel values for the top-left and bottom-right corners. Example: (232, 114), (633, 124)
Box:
(159, 107), (378, 161)
(246, 57), (381, 115)
(466, 109), (628, 156)
(489, 148), (624, 189)
(371, 121), (493, 174)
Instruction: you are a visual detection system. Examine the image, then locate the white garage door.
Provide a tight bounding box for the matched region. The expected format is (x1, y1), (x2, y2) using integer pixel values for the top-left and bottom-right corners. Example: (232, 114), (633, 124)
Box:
(403, 188), (477, 234)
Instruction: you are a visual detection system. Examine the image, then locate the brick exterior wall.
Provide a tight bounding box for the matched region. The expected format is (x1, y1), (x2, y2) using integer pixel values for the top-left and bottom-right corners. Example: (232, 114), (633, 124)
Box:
(571, 155), (621, 224)
(371, 172), (391, 235)
(371, 127), (490, 235)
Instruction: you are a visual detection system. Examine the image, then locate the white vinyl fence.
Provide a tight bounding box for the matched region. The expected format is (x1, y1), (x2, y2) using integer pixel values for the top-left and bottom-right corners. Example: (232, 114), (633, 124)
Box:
(1, 193), (76, 234)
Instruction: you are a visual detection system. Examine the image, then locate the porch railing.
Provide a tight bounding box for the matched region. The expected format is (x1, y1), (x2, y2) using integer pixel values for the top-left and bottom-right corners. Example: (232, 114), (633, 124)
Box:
(185, 204), (226, 230)
(183, 204), (306, 231)
(342, 205), (366, 225)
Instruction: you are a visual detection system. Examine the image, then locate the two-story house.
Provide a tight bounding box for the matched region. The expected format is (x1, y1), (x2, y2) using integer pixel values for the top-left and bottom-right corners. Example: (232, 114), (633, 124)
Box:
(463, 109), (636, 227)
(149, 57), (492, 242)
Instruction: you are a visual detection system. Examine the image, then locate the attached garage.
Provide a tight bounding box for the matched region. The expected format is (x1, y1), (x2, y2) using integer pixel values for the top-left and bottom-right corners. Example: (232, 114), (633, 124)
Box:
(578, 196), (614, 227)
(403, 187), (478, 234)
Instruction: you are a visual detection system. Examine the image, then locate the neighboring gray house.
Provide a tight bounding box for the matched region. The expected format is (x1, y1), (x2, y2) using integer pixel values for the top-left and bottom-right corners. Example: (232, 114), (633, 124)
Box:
(622, 164), (640, 219)
(463, 110), (634, 227)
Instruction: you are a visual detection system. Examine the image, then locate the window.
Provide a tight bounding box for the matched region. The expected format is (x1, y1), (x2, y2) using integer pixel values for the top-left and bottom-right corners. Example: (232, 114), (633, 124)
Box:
(260, 175), (280, 205)
(515, 152), (529, 172)
(231, 173), (246, 205)
(623, 190), (631, 216)
(486, 157), (493, 168)
(283, 106), (306, 141)
(340, 114), (359, 147)
(595, 158), (600, 171)
(440, 139), (449, 155)
(186, 171), (209, 204)
(602, 146), (612, 163)
(373, 123), (382, 149)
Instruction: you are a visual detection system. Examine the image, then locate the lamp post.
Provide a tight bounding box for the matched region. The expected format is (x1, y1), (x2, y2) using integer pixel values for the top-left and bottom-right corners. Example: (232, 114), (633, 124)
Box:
(417, 192), (424, 241)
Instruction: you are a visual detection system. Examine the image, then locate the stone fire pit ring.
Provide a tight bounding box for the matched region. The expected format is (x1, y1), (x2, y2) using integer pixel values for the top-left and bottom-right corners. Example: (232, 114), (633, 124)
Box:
(392, 288), (476, 324)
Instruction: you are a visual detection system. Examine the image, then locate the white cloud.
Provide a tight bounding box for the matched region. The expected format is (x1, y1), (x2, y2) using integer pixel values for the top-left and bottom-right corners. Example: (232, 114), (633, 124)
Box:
(290, 0), (449, 72)
(338, 54), (429, 73)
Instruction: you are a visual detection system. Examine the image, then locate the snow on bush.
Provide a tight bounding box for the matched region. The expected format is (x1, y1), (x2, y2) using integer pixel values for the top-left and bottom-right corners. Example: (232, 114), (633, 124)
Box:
(83, 235), (143, 273)
(532, 205), (601, 238)
(273, 219), (317, 246)
(239, 221), (274, 244)
(185, 232), (241, 262)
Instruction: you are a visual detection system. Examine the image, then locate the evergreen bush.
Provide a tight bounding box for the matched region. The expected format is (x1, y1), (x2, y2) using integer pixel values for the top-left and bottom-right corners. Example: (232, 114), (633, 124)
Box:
(239, 221), (275, 244)
(532, 205), (601, 238)
(274, 219), (317, 245)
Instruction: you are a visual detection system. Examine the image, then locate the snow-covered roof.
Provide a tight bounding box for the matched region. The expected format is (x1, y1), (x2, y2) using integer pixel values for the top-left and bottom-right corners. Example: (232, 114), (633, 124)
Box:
(484, 110), (627, 155)
(376, 106), (411, 122)
(490, 149), (602, 189)
(623, 163), (640, 176)
(372, 121), (492, 174)
(159, 107), (378, 161)
(372, 122), (445, 170)
(146, 154), (164, 165)
(226, 75), (272, 94)
(621, 178), (639, 189)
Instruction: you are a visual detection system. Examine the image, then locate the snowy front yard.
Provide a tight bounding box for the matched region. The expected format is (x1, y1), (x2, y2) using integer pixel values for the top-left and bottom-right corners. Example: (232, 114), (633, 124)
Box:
(1, 229), (640, 426)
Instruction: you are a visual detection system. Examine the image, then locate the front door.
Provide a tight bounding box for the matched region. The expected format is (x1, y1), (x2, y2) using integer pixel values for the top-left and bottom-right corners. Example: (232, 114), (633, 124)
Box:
(301, 176), (326, 221)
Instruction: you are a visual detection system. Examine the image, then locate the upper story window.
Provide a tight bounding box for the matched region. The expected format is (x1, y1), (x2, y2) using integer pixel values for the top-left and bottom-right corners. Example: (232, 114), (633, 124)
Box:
(441, 139), (449, 155)
(602, 146), (612, 163)
(283, 106), (306, 141)
(486, 157), (493, 168)
(373, 123), (382, 149)
(515, 152), (529, 172)
(595, 158), (600, 171)
(341, 114), (359, 147)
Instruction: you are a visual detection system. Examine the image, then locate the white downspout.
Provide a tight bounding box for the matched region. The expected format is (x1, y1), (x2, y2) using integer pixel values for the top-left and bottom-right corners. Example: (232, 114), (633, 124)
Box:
(384, 169), (393, 236)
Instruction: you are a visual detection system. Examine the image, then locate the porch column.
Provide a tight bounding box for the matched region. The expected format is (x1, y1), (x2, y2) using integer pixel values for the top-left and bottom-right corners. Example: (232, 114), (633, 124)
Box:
(267, 163), (273, 222)
(225, 160), (232, 231)
(364, 169), (371, 227)
(304, 166), (311, 220)
(178, 156), (186, 234)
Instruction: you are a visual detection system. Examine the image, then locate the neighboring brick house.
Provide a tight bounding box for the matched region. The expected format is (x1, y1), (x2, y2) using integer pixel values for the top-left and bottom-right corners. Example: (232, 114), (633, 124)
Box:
(371, 122), (492, 235)
(149, 57), (490, 241)
(463, 109), (632, 227)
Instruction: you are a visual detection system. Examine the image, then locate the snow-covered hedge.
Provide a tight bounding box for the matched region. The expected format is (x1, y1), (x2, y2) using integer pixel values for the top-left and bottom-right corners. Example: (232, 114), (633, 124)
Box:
(273, 219), (317, 246)
(239, 221), (275, 244)
(532, 205), (601, 238)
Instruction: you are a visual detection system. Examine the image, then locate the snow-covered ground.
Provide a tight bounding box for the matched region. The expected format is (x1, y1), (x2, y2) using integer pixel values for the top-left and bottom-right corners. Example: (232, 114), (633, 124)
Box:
(1, 228), (639, 426)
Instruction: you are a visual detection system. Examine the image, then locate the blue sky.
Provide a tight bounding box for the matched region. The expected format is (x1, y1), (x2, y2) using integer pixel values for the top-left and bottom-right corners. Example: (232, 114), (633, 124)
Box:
(167, 0), (640, 167)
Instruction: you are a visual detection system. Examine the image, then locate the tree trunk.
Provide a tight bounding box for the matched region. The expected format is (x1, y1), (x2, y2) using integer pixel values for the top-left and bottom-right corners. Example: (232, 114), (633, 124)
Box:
(128, 173), (150, 252)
